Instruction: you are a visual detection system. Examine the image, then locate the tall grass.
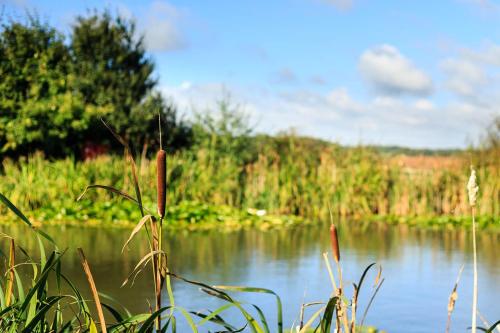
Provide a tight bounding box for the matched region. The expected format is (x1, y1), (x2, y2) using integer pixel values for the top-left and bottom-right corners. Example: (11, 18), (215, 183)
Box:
(0, 138), (498, 225)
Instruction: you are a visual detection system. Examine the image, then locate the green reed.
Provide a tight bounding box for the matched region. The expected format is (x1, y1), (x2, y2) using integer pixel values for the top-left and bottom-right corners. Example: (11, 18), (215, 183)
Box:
(1, 140), (498, 227)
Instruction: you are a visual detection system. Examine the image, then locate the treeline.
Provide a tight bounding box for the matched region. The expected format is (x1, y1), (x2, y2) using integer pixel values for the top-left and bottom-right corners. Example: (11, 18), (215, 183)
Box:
(0, 11), (191, 158)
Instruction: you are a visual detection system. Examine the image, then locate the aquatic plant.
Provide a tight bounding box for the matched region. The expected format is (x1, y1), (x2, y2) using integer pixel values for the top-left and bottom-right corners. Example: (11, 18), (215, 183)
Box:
(467, 166), (479, 333)
(1, 135), (499, 227)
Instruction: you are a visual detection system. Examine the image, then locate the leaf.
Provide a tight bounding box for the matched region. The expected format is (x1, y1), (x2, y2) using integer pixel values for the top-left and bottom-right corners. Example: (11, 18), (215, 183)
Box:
(486, 320), (500, 333)
(18, 251), (59, 316)
(101, 303), (124, 322)
(22, 296), (66, 333)
(353, 263), (377, 305)
(122, 250), (165, 287)
(175, 306), (198, 333)
(167, 273), (264, 333)
(360, 278), (385, 328)
(192, 304), (239, 331)
(136, 306), (173, 333)
(78, 248), (107, 333)
(298, 306), (326, 333)
(213, 285), (283, 333)
(78, 184), (135, 204)
(100, 118), (145, 217)
(252, 304), (270, 333)
(0, 192), (55, 244)
(320, 297), (338, 333)
(89, 319), (98, 333)
(107, 313), (153, 332)
(0, 192), (32, 227)
(374, 264), (383, 287)
(99, 292), (132, 318)
(122, 215), (154, 253)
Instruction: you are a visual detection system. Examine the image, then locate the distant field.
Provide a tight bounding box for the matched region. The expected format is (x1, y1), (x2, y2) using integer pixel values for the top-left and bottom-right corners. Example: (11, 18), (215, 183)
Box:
(389, 154), (464, 170)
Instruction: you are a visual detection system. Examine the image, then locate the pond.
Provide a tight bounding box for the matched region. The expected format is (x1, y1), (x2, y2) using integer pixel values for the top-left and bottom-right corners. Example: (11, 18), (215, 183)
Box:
(1, 222), (499, 332)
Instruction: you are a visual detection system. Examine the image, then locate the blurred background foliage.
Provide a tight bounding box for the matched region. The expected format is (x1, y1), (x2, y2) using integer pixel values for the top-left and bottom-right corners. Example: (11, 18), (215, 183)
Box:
(0, 11), (191, 157)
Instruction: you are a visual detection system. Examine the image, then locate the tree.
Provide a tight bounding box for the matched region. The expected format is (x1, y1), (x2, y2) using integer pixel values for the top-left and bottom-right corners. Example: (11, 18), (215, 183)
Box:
(0, 11), (191, 158)
(192, 97), (255, 163)
(129, 92), (193, 153)
(70, 10), (156, 145)
(0, 15), (94, 156)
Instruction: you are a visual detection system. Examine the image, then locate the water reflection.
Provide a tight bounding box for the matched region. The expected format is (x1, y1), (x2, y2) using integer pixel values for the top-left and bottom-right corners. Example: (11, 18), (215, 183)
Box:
(0, 222), (498, 332)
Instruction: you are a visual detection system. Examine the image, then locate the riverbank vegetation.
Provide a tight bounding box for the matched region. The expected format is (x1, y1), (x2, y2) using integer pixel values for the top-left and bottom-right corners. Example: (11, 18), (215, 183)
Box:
(0, 131), (498, 229)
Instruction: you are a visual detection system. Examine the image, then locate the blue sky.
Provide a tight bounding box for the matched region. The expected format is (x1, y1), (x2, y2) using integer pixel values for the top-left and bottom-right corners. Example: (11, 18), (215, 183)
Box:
(3, 0), (500, 148)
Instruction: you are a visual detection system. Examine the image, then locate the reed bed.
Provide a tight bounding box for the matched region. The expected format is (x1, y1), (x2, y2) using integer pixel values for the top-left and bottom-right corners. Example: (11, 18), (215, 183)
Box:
(0, 140), (498, 226)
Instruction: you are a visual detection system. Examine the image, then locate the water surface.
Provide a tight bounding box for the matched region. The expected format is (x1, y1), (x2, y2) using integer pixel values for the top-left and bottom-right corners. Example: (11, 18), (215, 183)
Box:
(1, 222), (499, 332)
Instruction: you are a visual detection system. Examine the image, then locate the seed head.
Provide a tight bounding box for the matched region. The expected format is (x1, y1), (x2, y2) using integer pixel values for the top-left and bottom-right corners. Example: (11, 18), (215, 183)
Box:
(467, 167), (479, 207)
(157, 150), (167, 217)
(330, 224), (340, 263)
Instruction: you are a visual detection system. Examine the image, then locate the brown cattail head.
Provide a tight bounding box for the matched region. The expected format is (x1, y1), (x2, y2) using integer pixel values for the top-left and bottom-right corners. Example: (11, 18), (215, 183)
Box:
(156, 149), (167, 218)
(330, 224), (340, 263)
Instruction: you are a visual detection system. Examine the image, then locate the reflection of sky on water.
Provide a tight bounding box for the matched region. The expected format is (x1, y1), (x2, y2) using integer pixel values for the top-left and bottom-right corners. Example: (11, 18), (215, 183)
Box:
(1, 222), (498, 332)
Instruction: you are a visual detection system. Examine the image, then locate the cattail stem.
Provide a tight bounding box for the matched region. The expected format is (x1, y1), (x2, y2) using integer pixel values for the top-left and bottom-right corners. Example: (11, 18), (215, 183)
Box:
(467, 167), (479, 333)
(471, 206), (478, 333)
(157, 218), (163, 331)
(5, 239), (15, 307)
(446, 265), (464, 333)
(150, 217), (162, 331)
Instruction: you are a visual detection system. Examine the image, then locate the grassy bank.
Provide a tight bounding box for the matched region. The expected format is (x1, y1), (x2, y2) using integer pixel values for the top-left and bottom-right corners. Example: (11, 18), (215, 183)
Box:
(0, 138), (498, 229)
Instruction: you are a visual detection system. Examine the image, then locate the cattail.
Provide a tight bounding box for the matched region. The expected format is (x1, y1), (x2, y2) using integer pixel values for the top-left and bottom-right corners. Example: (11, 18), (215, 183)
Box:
(156, 149), (167, 218)
(330, 224), (340, 263)
(467, 166), (479, 333)
(467, 167), (479, 207)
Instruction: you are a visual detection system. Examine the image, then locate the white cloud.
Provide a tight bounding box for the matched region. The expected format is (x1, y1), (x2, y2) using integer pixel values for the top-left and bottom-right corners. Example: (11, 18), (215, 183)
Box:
(142, 1), (187, 52)
(115, 1), (187, 52)
(159, 81), (493, 148)
(440, 41), (500, 105)
(359, 44), (433, 96)
(414, 99), (435, 111)
(461, 41), (500, 67)
(327, 88), (364, 113)
(441, 58), (486, 97)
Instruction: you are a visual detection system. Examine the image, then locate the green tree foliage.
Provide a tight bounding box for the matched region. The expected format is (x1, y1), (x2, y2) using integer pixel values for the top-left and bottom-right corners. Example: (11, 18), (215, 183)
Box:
(70, 11), (156, 144)
(0, 16), (95, 156)
(0, 11), (191, 158)
(192, 98), (255, 163)
(129, 92), (193, 153)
